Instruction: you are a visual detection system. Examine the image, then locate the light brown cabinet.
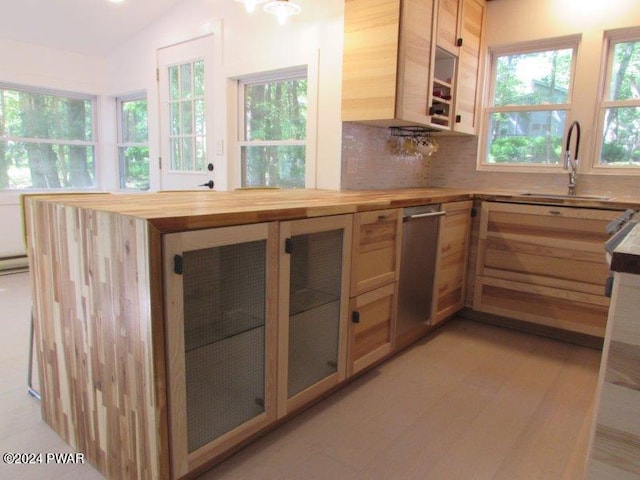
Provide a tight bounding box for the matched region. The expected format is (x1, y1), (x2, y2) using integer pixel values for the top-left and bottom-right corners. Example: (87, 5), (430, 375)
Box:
(432, 200), (473, 324)
(163, 223), (279, 478)
(473, 202), (621, 337)
(348, 209), (402, 375)
(342, 0), (435, 127)
(277, 215), (353, 416)
(342, 0), (485, 132)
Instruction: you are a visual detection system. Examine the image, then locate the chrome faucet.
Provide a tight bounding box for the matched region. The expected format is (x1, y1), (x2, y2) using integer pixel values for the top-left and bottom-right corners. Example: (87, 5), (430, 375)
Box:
(564, 120), (581, 196)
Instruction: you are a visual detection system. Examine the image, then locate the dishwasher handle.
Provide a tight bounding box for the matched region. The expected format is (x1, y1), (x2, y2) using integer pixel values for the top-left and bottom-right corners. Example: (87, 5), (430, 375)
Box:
(405, 211), (446, 221)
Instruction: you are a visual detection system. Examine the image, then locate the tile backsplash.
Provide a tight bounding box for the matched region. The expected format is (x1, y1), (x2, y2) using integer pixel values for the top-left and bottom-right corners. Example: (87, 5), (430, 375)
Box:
(341, 123), (640, 197)
(341, 123), (431, 190)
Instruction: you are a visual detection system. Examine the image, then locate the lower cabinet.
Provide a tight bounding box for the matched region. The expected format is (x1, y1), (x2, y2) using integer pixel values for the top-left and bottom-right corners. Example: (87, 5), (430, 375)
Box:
(163, 222), (279, 478)
(348, 283), (397, 375)
(474, 201), (621, 337)
(277, 215), (353, 417)
(432, 200), (473, 324)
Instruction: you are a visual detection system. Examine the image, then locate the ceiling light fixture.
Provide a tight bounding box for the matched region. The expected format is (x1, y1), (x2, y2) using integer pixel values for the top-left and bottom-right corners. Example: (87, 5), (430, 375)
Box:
(263, 0), (301, 25)
(234, 0), (267, 13)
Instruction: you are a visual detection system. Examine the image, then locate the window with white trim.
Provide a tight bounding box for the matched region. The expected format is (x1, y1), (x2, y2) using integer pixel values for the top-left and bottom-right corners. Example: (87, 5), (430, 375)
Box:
(480, 39), (578, 168)
(595, 31), (640, 169)
(117, 94), (149, 190)
(238, 68), (307, 188)
(0, 83), (96, 190)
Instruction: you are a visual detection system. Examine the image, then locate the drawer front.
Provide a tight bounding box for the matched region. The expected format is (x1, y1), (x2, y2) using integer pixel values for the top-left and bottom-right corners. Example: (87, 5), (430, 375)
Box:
(351, 209), (402, 296)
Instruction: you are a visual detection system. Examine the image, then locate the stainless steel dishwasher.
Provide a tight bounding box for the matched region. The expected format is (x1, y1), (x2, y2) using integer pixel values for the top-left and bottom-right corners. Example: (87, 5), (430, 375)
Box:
(396, 204), (444, 340)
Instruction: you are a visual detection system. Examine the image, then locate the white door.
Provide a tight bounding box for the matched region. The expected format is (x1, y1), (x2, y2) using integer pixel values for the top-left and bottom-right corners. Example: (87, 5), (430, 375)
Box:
(158, 35), (216, 191)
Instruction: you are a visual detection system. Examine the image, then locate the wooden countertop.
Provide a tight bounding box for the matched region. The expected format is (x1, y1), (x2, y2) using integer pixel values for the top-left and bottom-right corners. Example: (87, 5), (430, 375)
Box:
(23, 187), (640, 234)
(611, 222), (640, 275)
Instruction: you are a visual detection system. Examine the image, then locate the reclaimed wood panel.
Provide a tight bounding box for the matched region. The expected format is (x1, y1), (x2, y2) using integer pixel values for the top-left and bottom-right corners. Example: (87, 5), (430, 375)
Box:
(588, 272), (640, 478)
(24, 198), (167, 479)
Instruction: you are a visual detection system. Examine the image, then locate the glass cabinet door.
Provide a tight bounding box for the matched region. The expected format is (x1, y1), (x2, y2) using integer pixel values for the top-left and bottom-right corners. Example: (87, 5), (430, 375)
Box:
(278, 215), (352, 417)
(163, 223), (277, 478)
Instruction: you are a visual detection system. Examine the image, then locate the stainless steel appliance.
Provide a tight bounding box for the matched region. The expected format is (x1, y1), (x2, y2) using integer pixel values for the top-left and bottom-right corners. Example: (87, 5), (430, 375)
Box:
(396, 204), (444, 339)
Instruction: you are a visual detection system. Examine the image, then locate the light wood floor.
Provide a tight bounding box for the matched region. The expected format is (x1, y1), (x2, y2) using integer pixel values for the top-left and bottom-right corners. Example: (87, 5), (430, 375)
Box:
(0, 272), (601, 479)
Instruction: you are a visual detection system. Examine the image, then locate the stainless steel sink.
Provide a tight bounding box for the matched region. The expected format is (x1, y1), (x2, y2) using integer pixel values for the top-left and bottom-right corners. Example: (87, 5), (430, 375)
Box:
(519, 192), (610, 201)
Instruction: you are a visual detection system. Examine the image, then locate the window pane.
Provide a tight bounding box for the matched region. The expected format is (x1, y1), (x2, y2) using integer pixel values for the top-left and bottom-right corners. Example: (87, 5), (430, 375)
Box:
(244, 79), (307, 141)
(0, 86), (96, 190)
(0, 140), (94, 189)
(599, 106), (640, 166)
(194, 60), (205, 97)
(494, 49), (573, 107)
(609, 41), (640, 101)
(241, 145), (305, 188)
(121, 99), (148, 143)
(169, 66), (180, 100)
(486, 110), (566, 164)
(181, 63), (193, 99)
(119, 146), (149, 190)
(181, 101), (193, 135)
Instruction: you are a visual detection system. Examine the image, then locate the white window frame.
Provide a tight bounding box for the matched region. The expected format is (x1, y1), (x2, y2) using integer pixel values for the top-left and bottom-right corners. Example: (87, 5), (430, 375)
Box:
(591, 27), (640, 174)
(0, 82), (98, 192)
(116, 92), (149, 190)
(226, 51), (319, 190)
(237, 67), (307, 188)
(478, 36), (580, 173)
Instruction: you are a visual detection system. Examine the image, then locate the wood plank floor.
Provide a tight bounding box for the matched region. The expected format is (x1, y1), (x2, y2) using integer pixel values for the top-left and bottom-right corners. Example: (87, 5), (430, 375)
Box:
(0, 272), (601, 479)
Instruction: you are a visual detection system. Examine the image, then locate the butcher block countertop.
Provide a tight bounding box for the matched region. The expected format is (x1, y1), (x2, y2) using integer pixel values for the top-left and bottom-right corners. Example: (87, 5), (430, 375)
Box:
(23, 187), (640, 233)
(611, 222), (640, 275)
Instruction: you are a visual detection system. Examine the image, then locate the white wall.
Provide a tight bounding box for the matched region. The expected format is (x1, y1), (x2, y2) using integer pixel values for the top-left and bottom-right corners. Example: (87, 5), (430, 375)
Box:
(0, 0), (345, 257)
(104, 0), (345, 192)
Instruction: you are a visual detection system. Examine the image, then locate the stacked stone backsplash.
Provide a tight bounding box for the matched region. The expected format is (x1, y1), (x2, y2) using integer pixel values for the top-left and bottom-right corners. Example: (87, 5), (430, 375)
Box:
(341, 123), (432, 190)
(341, 123), (640, 197)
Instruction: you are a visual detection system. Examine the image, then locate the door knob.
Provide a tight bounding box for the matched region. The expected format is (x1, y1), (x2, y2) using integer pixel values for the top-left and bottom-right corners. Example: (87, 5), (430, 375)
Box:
(199, 180), (214, 189)
(207, 163), (214, 172)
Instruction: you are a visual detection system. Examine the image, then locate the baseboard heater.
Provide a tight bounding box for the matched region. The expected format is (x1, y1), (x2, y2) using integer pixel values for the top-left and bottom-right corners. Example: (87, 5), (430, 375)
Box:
(0, 254), (29, 273)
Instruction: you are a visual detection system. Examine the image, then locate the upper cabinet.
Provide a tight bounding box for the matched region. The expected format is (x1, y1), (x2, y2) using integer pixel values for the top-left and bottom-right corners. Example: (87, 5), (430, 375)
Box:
(341, 0), (485, 134)
(342, 0), (434, 127)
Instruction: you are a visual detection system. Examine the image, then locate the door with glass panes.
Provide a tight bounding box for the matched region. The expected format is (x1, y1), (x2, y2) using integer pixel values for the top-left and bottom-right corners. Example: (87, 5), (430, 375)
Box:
(163, 223), (278, 478)
(277, 215), (352, 417)
(158, 35), (217, 191)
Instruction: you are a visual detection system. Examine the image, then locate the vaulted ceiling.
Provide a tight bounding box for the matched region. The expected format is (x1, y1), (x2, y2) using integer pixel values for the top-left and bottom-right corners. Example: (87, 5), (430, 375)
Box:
(0, 0), (183, 56)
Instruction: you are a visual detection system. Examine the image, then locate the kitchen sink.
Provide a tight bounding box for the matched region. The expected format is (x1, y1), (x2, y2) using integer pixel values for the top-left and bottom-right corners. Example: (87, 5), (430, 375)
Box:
(519, 192), (611, 201)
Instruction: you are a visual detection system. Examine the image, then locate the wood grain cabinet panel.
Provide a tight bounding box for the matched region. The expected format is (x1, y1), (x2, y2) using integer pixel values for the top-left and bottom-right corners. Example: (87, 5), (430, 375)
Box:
(348, 209), (401, 374)
(342, 0), (435, 127)
(432, 200), (473, 324)
(349, 283), (397, 375)
(351, 209), (402, 296)
(474, 202), (622, 337)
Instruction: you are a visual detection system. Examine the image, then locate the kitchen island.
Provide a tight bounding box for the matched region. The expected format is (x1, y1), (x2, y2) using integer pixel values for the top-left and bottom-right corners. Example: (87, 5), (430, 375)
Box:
(22, 188), (640, 479)
(587, 221), (640, 478)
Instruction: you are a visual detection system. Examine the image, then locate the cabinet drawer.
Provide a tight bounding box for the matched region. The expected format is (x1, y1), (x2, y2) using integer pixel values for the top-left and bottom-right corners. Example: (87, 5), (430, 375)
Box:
(351, 209), (402, 296)
(349, 283), (396, 376)
(474, 201), (621, 337)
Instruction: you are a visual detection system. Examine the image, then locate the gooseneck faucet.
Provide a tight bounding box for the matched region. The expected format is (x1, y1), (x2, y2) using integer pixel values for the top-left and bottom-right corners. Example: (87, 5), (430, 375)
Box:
(564, 120), (581, 196)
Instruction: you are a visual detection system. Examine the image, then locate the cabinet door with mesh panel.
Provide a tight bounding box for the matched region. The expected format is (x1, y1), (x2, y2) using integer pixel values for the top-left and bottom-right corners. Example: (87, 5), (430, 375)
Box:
(163, 222), (278, 478)
(278, 215), (352, 417)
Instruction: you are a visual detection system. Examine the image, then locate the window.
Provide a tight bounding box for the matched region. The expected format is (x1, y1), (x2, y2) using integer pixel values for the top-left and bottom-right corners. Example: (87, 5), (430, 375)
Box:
(117, 94), (149, 190)
(481, 39), (577, 168)
(239, 68), (307, 188)
(595, 32), (640, 169)
(0, 84), (96, 190)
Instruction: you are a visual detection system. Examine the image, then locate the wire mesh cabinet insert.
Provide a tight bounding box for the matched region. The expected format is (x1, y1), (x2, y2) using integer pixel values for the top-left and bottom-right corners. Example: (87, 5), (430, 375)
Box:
(163, 222), (278, 478)
(278, 215), (353, 418)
